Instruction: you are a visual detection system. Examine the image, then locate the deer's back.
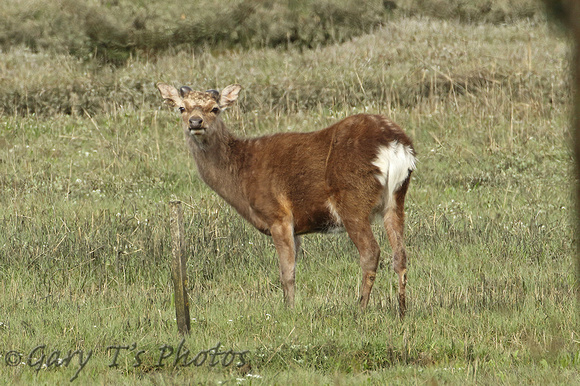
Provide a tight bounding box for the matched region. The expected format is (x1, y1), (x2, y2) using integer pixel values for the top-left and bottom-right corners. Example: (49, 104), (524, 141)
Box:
(238, 114), (414, 235)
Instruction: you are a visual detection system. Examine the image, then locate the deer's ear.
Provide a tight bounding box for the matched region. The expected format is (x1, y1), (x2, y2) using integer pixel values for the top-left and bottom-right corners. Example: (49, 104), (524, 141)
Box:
(219, 84), (242, 109)
(157, 83), (183, 107)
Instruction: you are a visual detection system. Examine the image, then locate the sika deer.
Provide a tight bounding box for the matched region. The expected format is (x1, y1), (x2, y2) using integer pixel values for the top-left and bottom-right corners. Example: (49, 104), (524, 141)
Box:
(157, 83), (416, 317)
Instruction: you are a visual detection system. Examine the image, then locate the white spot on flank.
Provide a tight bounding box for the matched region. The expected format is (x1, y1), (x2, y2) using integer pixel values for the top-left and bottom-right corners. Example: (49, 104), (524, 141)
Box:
(326, 200), (342, 225)
(372, 142), (416, 196)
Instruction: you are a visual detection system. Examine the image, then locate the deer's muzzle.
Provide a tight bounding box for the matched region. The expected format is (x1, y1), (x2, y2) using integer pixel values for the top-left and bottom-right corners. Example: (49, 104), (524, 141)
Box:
(188, 117), (205, 134)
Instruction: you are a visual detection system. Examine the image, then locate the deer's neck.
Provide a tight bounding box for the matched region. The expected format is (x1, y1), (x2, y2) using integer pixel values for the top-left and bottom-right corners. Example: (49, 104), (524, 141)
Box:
(186, 121), (264, 230)
(187, 121), (242, 194)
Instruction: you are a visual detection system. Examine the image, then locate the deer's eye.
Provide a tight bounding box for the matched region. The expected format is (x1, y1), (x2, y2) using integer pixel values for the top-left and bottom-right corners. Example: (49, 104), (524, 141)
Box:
(211, 107), (220, 114)
(178, 107), (186, 113)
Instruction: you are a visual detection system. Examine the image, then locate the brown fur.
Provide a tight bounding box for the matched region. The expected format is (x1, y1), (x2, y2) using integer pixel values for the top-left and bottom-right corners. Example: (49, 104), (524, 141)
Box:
(157, 83), (416, 316)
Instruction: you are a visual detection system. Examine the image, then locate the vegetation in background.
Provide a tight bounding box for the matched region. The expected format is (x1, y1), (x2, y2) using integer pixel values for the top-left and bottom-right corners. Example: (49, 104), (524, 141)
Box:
(0, 0), (549, 116)
(0, 0), (395, 64)
(0, 0), (544, 65)
(0, 0), (577, 384)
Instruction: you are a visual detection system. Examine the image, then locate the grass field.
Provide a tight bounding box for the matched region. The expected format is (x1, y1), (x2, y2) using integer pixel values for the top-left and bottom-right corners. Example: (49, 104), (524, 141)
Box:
(0, 2), (579, 384)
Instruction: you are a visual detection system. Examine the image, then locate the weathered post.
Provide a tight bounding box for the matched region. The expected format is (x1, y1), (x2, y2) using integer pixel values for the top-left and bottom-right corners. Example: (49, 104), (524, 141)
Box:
(169, 200), (191, 335)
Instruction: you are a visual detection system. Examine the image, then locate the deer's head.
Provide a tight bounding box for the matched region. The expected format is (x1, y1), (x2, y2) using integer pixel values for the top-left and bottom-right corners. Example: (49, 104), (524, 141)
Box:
(157, 83), (241, 140)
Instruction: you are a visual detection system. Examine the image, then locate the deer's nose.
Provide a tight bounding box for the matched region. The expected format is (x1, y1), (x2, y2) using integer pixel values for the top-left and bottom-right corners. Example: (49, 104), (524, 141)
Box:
(189, 117), (203, 129)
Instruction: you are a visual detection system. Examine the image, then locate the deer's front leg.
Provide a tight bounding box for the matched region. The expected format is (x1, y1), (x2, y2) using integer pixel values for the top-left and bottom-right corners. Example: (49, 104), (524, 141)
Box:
(270, 222), (297, 307)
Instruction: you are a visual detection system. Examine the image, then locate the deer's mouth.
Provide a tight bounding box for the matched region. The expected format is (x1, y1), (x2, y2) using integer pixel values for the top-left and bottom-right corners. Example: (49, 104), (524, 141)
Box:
(188, 127), (206, 135)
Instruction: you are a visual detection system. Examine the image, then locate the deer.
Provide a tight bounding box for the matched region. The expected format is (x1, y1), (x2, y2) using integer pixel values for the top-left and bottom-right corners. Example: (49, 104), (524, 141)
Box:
(157, 83), (416, 317)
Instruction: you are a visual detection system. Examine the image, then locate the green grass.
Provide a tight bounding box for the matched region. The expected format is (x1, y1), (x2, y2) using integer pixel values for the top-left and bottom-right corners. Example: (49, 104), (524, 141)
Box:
(0, 8), (578, 386)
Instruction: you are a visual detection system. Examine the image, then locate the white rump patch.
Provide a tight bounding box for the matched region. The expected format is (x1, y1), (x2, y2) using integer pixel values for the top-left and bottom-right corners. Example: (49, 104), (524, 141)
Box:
(372, 142), (416, 199)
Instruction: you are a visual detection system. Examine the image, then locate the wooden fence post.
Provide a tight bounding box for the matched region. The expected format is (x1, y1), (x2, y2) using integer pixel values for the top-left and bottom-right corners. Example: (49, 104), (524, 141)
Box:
(170, 200), (191, 335)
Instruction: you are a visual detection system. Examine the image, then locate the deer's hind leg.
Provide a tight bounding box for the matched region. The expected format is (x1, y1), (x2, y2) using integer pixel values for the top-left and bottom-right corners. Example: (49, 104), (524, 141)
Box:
(334, 203), (380, 309)
(383, 176), (411, 318)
